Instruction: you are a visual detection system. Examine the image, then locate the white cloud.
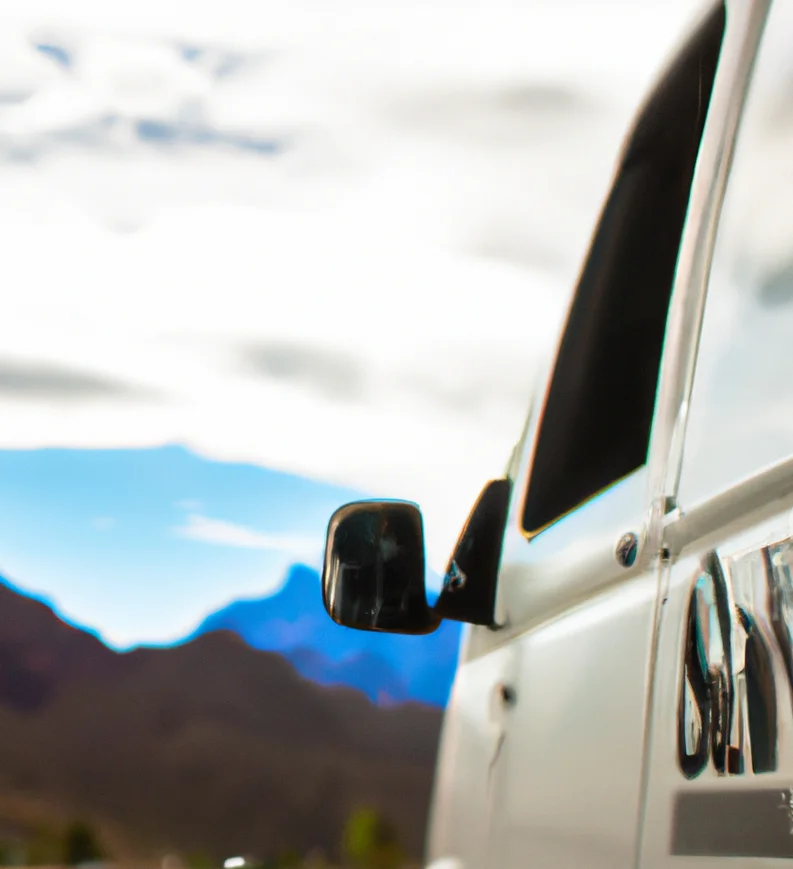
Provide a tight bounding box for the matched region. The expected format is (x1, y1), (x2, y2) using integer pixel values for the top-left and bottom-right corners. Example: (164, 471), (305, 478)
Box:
(91, 516), (115, 530)
(175, 513), (321, 557)
(175, 499), (202, 511)
(0, 0), (735, 573)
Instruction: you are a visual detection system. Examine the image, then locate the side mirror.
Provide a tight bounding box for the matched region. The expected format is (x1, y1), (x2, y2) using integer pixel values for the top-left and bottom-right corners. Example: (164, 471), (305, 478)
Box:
(322, 500), (441, 635)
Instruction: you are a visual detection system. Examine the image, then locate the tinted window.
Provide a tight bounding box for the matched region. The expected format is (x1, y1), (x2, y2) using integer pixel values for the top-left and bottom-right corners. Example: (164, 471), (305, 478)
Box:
(522, 3), (725, 537)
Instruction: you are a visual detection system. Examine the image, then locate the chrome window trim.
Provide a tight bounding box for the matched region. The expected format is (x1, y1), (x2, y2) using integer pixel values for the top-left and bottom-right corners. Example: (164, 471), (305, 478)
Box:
(644, 0), (772, 559)
(665, 454), (793, 560)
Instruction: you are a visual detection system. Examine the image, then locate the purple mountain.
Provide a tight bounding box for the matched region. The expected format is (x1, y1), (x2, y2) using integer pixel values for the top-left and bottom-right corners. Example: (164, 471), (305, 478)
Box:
(190, 564), (462, 706)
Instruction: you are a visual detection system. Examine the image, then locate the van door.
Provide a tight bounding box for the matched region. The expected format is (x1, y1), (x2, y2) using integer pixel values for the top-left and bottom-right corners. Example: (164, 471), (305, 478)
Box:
(425, 5), (728, 869)
(635, 2), (793, 867)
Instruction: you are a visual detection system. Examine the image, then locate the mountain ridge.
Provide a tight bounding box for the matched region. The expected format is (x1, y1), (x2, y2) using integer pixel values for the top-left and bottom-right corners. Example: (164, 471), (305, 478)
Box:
(0, 577), (443, 862)
(190, 563), (462, 707)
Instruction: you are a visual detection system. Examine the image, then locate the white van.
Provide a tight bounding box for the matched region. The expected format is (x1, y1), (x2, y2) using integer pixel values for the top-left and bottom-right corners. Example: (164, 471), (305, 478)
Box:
(321, 1), (793, 866)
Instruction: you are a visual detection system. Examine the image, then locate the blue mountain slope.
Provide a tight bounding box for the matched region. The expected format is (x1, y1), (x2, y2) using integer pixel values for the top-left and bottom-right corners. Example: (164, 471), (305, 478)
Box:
(190, 564), (462, 706)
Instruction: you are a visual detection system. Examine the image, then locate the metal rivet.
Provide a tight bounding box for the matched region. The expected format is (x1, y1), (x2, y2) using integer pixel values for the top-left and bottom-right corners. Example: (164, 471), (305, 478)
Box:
(616, 532), (639, 568)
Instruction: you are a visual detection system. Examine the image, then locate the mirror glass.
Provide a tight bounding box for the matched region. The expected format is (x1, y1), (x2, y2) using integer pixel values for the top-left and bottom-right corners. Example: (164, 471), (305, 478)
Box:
(322, 500), (440, 634)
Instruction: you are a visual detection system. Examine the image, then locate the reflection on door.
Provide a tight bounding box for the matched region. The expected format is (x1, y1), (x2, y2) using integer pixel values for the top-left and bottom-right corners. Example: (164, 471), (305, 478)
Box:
(670, 540), (793, 860)
(766, 541), (793, 704)
(678, 548), (778, 781)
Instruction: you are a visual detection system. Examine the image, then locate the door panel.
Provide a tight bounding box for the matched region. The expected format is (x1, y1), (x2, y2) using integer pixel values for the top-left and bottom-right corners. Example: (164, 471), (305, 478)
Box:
(639, 517), (793, 868)
(425, 641), (522, 869)
(485, 573), (658, 869)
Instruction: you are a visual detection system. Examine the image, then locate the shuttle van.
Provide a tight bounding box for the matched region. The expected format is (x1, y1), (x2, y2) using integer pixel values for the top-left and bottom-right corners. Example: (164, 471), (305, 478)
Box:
(320, 1), (793, 866)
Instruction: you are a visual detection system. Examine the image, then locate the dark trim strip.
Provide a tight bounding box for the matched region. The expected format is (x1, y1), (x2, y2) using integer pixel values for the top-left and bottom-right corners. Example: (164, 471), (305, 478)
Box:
(672, 789), (793, 858)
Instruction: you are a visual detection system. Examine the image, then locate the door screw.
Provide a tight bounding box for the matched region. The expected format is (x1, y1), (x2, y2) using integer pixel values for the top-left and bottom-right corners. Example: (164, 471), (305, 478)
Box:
(616, 532), (639, 568)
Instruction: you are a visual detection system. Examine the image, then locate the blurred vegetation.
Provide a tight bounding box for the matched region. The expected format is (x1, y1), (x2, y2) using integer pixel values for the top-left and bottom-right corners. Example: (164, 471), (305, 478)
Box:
(25, 823), (63, 866)
(184, 853), (214, 869)
(0, 840), (26, 867)
(0, 818), (107, 867)
(274, 849), (301, 869)
(340, 808), (404, 869)
(200, 807), (410, 869)
(63, 821), (104, 865)
(0, 807), (414, 869)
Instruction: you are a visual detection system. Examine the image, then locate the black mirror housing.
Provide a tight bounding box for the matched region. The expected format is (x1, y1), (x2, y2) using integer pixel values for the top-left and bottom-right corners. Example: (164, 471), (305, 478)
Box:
(435, 478), (512, 626)
(322, 500), (441, 635)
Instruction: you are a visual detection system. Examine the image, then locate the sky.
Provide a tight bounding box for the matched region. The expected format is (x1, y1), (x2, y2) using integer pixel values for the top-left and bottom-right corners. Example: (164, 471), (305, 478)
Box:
(0, 0), (791, 647)
(0, 445), (364, 647)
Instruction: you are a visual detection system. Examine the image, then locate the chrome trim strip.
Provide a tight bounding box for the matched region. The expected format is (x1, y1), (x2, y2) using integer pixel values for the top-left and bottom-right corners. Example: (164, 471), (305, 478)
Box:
(645, 0), (771, 536)
(665, 454), (793, 558)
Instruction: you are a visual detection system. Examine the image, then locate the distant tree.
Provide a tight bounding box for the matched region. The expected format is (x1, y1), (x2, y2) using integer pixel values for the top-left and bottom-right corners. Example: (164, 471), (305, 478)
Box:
(302, 848), (331, 869)
(341, 808), (403, 869)
(26, 824), (61, 866)
(185, 852), (214, 869)
(63, 821), (103, 866)
(274, 848), (301, 869)
(0, 841), (26, 867)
